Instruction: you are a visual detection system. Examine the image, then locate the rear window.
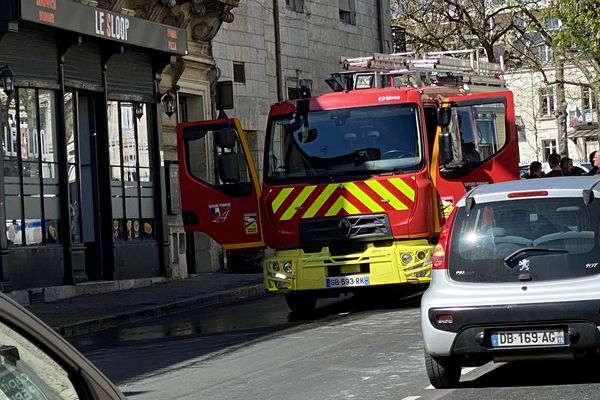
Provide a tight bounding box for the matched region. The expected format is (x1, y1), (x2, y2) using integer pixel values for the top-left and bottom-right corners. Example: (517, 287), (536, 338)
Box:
(449, 197), (600, 283)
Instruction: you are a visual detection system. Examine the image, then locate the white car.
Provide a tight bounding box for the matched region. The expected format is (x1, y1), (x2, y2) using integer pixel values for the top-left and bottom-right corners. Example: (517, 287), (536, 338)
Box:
(421, 176), (600, 388)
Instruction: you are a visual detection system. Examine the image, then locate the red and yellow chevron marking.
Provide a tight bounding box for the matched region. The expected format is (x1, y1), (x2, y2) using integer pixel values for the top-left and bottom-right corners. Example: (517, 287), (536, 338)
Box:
(269, 178), (416, 221)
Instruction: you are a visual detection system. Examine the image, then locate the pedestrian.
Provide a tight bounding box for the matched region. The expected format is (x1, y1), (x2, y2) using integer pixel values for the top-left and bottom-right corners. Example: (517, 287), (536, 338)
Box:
(544, 153), (562, 177)
(523, 161), (542, 179)
(560, 157), (574, 176)
(587, 151), (598, 175)
(594, 151), (600, 175)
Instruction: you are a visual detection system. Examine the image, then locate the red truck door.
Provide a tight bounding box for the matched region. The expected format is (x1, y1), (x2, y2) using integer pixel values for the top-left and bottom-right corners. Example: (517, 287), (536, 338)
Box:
(177, 119), (264, 250)
(430, 91), (520, 229)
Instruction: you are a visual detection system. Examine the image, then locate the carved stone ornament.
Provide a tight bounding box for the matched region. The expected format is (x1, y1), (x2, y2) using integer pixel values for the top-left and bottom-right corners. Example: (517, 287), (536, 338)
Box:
(191, 3), (237, 42)
(97, 0), (239, 43)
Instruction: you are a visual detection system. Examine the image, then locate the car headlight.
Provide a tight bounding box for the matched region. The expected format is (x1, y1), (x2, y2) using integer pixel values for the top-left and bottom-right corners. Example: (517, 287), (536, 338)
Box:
(272, 261), (280, 271)
(401, 253), (413, 265)
(283, 261), (292, 273)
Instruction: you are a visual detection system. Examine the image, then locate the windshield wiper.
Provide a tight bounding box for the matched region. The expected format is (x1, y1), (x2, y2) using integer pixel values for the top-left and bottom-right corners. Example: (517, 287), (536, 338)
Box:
(504, 247), (568, 265)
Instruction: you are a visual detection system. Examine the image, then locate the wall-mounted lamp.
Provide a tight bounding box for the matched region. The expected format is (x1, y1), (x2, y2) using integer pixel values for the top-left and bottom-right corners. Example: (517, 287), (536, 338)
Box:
(0, 66), (15, 98)
(159, 91), (176, 118)
(134, 102), (144, 120)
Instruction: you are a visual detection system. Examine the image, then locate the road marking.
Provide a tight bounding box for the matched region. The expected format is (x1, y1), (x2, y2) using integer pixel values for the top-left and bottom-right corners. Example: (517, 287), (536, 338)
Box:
(401, 397), (421, 400)
(424, 366), (483, 390)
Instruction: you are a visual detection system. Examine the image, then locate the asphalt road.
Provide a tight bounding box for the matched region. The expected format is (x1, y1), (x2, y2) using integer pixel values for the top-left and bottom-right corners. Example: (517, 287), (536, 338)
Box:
(73, 293), (600, 400)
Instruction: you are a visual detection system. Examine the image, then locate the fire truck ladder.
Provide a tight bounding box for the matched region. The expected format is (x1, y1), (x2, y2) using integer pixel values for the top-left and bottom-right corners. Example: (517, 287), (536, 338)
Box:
(333, 49), (505, 91)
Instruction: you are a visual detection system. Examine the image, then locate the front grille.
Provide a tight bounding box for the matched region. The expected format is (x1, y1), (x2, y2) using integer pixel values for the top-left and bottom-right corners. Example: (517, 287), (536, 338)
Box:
(299, 214), (391, 243)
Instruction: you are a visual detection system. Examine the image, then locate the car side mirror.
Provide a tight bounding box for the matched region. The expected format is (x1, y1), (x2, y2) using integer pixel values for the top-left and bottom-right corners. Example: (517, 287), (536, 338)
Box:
(436, 108), (452, 128)
(218, 153), (241, 183)
(438, 127), (453, 164)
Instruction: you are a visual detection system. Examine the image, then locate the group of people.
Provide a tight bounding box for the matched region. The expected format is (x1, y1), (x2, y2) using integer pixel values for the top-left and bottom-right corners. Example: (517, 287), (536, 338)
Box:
(524, 151), (600, 178)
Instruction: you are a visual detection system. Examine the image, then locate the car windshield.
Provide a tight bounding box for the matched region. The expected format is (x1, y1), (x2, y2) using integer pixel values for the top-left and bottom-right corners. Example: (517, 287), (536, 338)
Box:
(265, 104), (422, 182)
(449, 197), (600, 283)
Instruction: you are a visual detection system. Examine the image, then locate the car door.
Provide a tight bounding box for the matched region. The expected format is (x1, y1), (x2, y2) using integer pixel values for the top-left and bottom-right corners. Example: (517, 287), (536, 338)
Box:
(0, 293), (125, 399)
(177, 119), (265, 250)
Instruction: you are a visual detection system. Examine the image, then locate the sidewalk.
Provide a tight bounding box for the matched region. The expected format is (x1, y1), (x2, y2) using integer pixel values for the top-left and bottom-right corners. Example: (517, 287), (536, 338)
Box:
(25, 272), (265, 337)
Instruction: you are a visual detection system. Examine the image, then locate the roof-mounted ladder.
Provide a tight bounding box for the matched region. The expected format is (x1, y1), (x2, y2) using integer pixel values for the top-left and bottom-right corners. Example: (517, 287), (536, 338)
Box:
(333, 49), (505, 91)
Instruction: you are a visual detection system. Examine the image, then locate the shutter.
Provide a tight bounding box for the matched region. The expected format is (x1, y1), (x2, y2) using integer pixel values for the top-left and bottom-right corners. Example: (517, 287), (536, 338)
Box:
(64, 42), (103, 91)
(106, 50), (154, 101)
(0, 28), (59, 86)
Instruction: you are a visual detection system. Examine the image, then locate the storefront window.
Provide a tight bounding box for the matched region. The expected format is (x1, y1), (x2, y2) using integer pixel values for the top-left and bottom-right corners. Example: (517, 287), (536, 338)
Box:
(64, 93), (80, 243)
(2, 89), (60, 246)
(108, 101), (155, 242)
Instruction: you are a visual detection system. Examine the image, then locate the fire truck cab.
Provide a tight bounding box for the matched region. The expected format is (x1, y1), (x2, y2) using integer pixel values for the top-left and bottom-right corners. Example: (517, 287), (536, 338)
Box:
(177, 50), (520, 313)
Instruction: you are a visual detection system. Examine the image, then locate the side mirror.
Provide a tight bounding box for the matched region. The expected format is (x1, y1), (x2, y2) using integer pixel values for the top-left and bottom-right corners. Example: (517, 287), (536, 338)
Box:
(438, 127), (453, 164)
(436, 107), (452, 128)
(214, 128), (237, 149)
(218, 153), (240, 183)
(298, 128), (318, 144)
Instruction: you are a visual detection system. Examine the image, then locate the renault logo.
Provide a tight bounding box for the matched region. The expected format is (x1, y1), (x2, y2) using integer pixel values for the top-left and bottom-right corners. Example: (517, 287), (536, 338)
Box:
(336, 218), (352, 238)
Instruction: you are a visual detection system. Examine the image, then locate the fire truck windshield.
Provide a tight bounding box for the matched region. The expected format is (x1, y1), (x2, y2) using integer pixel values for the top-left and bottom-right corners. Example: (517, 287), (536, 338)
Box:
(266, 104), (422, 182)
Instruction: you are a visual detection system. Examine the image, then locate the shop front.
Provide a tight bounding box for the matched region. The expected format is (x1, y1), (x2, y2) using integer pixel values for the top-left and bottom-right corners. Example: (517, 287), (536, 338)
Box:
(0, 0), (187, 290)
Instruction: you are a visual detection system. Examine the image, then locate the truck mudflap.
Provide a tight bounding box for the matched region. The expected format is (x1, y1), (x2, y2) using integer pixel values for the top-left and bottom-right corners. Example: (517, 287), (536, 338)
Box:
(263, 240), (433, 293)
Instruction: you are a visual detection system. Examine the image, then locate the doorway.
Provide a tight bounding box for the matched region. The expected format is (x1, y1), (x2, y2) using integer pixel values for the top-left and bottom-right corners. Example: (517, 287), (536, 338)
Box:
(64, 91), (113, 280)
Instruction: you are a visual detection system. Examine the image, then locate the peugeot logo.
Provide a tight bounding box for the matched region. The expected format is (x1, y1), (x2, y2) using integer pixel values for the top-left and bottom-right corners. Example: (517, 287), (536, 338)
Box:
(518, 259), (530, 272)
(336, 218), (352, 238)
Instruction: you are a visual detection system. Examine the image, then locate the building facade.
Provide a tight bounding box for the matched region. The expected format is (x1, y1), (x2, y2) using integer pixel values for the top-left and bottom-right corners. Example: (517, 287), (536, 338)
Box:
(506, 66), (599, 166)
(0, 0), (238, 294)
(211, 0), (392, 178)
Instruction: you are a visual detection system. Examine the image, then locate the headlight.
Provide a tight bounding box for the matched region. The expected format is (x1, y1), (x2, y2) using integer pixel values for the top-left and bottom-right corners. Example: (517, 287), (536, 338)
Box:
(272, 261), (280, 271)
(417, 251), (426, 260)
(401, 253), (413, 265)
(283, 261), (292, 273)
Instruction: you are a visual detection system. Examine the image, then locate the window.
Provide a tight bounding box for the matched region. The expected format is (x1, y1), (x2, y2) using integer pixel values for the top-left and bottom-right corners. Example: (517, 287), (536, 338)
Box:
(183, 125), (252, 198)
(582, 87), (596, 117)
(287, 79), (312, 100)
(266, 105), (422, 183)
(544, 17), (561, 31)
(64, 93), (80, 243)
(449, 197), (599, 283)
(539, 86), (555, 117)
(288, 87), (301, 100)
(108, 101), (155, 242)
(538, 44), (553, 63)
(442, 102), (507, 169)
(392, 26), (406, 53)
(3, 89), (60, 246)
(542, 139), (557, 161)
(285, 0), (304, 12)
(0, 319), (79, 399)
(233, 62), (245, 84)
(339, 0), (356, 25)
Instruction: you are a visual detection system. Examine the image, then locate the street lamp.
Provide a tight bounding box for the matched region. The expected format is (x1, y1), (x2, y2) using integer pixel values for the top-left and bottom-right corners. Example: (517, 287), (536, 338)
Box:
(159, 91), (176, 118)
(0, 66), (15, 98)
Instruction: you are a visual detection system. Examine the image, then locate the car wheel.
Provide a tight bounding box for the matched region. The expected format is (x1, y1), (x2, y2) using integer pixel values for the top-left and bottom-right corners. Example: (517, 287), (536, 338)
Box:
(424, 352), (461, 389)
(284, 293), (317, 314)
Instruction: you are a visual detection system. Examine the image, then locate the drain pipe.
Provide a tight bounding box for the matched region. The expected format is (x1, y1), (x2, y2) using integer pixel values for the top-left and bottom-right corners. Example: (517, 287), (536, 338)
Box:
(273, 0), (284, 101)
(376, 0), (385, 52)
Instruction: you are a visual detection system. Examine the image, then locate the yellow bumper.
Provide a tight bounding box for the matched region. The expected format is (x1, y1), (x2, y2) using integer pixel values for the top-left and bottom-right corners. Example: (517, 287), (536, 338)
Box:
(263, 240), (433, 293)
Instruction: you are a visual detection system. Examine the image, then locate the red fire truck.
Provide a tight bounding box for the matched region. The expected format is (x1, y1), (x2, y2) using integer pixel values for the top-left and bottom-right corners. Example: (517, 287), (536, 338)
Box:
(177, 50), (520, 313)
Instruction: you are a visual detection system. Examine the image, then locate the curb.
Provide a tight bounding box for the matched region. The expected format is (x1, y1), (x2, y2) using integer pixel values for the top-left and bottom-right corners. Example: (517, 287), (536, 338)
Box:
(54, 284), (266, 337)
